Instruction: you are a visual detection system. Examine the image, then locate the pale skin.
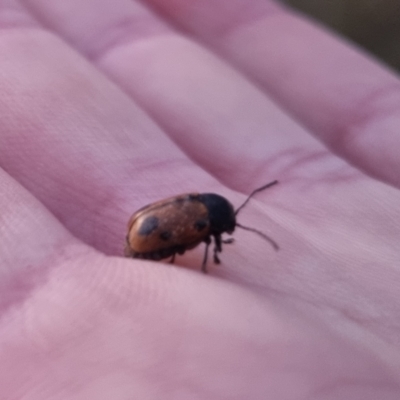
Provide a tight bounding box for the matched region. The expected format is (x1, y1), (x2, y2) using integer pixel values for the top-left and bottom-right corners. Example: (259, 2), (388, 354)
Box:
(1, 0), (400, 398)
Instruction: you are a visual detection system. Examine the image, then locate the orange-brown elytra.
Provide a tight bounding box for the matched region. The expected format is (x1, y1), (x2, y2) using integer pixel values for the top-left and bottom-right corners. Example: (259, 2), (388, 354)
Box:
(124, 180), (279, 273)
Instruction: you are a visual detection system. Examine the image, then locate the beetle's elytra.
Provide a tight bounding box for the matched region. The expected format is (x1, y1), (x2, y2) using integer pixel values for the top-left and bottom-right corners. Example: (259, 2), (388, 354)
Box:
(124, 180), (279, 273)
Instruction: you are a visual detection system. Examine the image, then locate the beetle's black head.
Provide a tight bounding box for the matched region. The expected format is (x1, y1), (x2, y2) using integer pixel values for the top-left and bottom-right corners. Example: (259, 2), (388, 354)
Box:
(197, 194), (236, 234)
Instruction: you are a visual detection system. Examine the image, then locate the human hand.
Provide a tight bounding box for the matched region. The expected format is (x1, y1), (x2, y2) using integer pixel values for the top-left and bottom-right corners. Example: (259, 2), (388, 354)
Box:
(1, 0), (400, 398)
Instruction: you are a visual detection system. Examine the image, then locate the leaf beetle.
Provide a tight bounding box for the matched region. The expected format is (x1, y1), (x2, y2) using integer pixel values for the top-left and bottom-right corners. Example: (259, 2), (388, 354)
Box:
(124, 180), (279, 273)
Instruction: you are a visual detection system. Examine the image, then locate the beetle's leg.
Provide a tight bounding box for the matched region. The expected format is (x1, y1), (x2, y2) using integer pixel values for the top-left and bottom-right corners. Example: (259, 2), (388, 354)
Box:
(124, 235), (132, 257)
(213, 235), (222, 264)
(202, 237), (211, 273)
(222, 238), (234, 244)
(124, 246), (131, 257)
(169, 253), (176, 264)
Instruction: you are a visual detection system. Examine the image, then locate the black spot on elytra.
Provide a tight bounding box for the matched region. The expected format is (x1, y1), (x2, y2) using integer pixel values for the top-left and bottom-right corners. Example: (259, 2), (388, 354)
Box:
(194, 219), (208, 232)
(159, 231), (172, 241)
(138, 216), (159, 236)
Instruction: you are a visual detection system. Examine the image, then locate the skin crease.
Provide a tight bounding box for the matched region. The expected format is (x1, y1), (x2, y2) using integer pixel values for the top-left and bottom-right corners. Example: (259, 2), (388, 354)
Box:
(0, 0), (400, 399)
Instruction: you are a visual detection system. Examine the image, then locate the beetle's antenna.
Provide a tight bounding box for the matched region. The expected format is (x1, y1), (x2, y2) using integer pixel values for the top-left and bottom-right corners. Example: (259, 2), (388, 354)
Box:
(236, 223), (279, 251)
(235, 180), (278, 216)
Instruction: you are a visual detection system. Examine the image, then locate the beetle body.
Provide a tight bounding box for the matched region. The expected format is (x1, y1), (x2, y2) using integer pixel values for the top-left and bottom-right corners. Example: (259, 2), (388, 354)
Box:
(124, 193), (235, 273)
(125, 181), (279, 273)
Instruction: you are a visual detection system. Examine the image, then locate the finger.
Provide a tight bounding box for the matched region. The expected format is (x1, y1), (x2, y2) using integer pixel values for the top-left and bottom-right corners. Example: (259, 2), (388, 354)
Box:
(0, 165), (397, 398)
(19, 0), (329, 192)
(0, 167), (86, 309)
(0, 167), (291, 398)
(3, 4), (398, 302)
(0, 11), (394, 289)
(0, 28), (282, 266)
(1, 241), (396, 399)
(0, 28), (213, 255)
(140, 0), (400, 188)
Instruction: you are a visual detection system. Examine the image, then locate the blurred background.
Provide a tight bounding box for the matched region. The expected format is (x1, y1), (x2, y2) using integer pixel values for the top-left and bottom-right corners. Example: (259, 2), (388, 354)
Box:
(281, 0), (400, 71)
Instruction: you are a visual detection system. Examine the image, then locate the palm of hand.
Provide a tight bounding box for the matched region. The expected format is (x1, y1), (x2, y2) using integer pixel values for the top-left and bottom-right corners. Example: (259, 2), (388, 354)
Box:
(1, 1), (400, 399)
